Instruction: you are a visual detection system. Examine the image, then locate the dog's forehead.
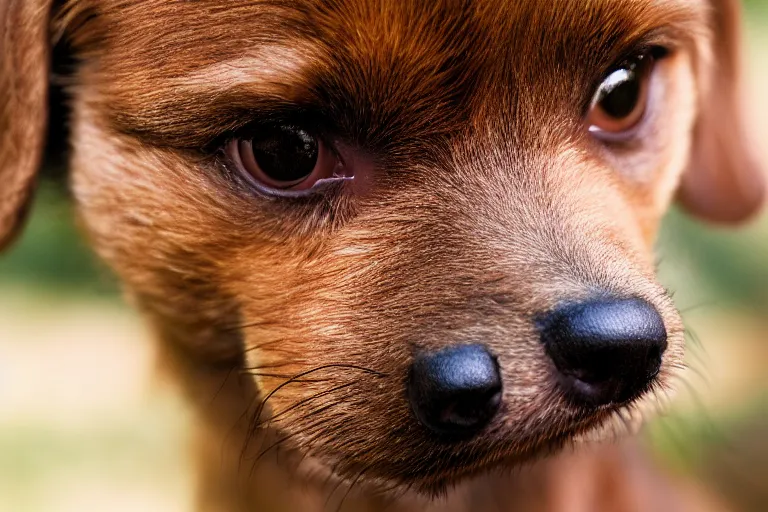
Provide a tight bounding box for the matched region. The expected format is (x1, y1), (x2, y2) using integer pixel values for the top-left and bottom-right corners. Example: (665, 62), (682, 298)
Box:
(85, 0), (703, 67)
(68, 0), (705, 149)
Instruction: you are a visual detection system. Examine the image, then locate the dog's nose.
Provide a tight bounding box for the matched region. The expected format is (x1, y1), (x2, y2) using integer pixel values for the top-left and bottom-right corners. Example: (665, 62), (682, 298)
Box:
(539, 297), (667, 406)
(407, 344), (502, 437)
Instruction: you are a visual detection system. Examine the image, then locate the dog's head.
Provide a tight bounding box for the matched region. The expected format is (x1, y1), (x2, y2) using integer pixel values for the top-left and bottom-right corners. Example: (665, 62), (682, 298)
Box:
(1, 0), (764, 494)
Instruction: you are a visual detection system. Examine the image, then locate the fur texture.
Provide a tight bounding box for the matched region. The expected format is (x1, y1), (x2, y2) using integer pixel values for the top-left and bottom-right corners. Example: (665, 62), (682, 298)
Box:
(0, 0), (764, 510)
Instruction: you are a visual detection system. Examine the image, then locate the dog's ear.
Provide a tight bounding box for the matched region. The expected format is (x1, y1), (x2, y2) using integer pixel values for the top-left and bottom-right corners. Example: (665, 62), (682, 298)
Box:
(0, 0), (55, 250)
(677, 0), (765, 223)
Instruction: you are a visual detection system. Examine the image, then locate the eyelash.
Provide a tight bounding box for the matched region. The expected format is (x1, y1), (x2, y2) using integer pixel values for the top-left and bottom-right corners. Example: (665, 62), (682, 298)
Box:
(584, 45), (669, 113)
(218, 137), (350, 201)
(215, 43), (672, 197)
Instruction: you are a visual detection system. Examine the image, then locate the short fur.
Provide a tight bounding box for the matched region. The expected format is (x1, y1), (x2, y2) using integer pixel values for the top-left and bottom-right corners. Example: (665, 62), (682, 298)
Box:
(1, 0), (764, 510)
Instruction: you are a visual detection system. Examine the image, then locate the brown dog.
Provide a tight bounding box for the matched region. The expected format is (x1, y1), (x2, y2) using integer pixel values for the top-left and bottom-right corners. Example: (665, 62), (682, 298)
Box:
(1, 0), (764, 510)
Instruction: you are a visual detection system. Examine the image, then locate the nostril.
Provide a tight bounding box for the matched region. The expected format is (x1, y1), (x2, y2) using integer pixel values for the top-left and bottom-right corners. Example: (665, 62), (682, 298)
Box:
(539, 297), (667, 406)
(407, 344), (502, 438)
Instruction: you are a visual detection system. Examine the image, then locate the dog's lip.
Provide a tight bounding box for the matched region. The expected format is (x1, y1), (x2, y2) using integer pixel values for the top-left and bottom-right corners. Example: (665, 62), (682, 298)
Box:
(444, 414), (610, 474)
(381, 429), (597, 496)
(311, 409), (616, 497)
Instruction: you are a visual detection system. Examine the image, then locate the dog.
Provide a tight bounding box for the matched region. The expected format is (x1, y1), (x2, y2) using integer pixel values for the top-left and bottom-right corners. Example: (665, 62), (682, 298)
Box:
(1, 0), (764, 510)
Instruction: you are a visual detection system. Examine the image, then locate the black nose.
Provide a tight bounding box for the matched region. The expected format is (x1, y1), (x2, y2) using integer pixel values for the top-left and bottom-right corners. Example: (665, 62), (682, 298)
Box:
(407, 344), (502, 437)
(539, 297), (667, 407)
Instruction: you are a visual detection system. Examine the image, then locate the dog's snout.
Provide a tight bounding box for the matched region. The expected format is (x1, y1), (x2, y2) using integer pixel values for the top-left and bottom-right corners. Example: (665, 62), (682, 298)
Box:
(539, 298), (667, 407)
(407, 344), (502, 438)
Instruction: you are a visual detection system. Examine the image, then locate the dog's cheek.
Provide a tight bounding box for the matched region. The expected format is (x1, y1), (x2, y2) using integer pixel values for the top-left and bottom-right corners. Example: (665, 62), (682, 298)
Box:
(70, 111), (253, 360)
(614, 51), (699, 242)
(228, 226), (411, 448)
(652, 53), (698, 216)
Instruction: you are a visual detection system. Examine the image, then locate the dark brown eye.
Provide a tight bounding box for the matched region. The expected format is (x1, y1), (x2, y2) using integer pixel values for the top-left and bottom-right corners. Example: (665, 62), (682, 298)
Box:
(227, 125), (342, 191)
(587, 54), (654, 137)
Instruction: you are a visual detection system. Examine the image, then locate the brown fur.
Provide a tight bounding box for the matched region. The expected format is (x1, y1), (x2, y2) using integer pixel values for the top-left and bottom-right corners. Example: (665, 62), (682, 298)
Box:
(1, 0), (764, 510)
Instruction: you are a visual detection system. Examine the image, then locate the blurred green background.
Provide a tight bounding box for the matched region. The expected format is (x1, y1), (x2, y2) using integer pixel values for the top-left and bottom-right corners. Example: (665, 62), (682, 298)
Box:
(2, 2), (768, 511)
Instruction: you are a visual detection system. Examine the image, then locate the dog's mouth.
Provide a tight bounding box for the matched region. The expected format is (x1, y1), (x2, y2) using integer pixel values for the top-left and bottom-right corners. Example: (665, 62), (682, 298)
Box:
(268, 396), (635, 500)
(395, 413), (616, 495)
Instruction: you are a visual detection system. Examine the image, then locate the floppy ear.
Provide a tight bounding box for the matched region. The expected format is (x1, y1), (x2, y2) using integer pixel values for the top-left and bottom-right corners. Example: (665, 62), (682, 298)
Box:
(677, 0), (765, 223)
(0, 0), (55, 250)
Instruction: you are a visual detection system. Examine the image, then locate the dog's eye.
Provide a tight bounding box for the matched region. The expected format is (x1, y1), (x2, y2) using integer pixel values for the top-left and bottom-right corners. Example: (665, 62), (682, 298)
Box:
(587, 54), (654, 138)
(227, 125), (345, 192)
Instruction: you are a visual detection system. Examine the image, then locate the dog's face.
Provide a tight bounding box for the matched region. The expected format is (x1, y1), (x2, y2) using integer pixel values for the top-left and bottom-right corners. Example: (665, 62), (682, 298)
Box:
(1, 0), (764, 495)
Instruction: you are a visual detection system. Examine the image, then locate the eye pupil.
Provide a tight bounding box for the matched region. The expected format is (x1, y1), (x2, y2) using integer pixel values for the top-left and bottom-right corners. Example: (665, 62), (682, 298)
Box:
(251, 126), (318, 184)
(587, 52), (656, 139)
(598, 68), (640, 119)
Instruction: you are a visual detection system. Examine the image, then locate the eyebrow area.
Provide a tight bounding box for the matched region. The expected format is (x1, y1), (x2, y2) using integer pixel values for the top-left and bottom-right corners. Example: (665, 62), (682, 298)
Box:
(106, 0), (707, 150)
(108, 43), (319, 149)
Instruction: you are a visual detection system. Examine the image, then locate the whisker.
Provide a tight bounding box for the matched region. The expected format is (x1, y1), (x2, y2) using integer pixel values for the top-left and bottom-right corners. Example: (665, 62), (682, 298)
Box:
(255, 382), (356, 429)
(241, 371), (332, 383)
(243, 339), (286, 353)
(683, 327), (708, 357)
(324, 471), (348, 510)
(378, 482), (411, 511)
(250, 364), (387, 434)
(254, 404), (349, 463)
(679, 299), (719, 314)
(222, 318), (281, 333)
(209, 364), (237, 405)
(242, 361), (295, 371)
(322, 458), (347, 501)
(335, 467), (370, 512)
(238, 392), (269, 477)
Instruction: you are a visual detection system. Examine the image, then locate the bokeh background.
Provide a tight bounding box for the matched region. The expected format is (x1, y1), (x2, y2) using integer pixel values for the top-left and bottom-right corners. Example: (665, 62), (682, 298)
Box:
(2, 2), (768, 511)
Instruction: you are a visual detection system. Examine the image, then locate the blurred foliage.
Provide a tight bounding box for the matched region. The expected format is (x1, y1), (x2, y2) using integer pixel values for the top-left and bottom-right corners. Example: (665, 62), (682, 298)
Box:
(745, 0), (768, 13)
(659, 209), (768, 311)
(0, 183), (117, 296)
